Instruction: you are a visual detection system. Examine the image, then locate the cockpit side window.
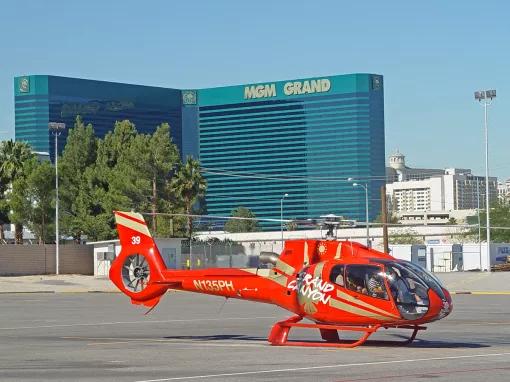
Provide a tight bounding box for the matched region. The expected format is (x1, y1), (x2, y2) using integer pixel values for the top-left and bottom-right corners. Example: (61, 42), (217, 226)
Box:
(329, 265), (345, 287)
(345, 265), (388, 300)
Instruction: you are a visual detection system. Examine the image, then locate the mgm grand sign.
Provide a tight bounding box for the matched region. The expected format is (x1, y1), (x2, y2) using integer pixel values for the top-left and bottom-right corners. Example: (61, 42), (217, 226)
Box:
(244, 78), (331, 100)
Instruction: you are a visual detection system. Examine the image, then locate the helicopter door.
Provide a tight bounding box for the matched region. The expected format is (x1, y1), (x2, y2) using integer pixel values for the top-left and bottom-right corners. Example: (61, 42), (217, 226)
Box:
(335, 265), (397, 321)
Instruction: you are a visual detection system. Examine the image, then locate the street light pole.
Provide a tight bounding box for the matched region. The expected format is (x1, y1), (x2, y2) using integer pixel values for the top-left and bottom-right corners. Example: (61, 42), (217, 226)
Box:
(476, 179), (482, 270)
(280, 193), (288, 247)
(353, 183), (369, 247)
(475, 90), (496, 272)
(48, 122), (66, 275)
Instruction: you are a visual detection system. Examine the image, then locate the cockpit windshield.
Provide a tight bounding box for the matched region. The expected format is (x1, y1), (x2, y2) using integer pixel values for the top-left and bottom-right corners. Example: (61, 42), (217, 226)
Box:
(401, 260), (446, 301)
(329, 261), (446, 321)
(383, 262), (430, 320)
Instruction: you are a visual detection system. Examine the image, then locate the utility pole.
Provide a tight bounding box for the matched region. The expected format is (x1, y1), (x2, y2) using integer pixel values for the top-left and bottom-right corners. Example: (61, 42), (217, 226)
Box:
(477, 179), (482, 269)
(352, 182), (369, 247)
(381, 184), (389, 253)
(280, 193), (289, 248)
(152, 177), (157, 234)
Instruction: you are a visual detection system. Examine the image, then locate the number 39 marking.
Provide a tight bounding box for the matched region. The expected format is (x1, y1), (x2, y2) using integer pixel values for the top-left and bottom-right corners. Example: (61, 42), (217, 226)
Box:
(131, 236), (141, 245)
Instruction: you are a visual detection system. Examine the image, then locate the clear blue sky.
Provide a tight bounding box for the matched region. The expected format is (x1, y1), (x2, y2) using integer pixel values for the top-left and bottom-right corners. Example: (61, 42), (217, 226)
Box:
(0, 0), (509, 178)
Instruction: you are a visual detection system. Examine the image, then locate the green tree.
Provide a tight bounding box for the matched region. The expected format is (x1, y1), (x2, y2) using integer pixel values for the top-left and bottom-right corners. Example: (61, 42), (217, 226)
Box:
(169, 156), (207, 239)
(149, 123), (180, 235)
(27, 161), (55, 244)
(10, 160), (55, 244)
(285, 219), (298, 231)
(0, 162), (9, 243)
(77, 120), (184, 241)
(374, 212), (399, 224)
(0, 140), (34, 180)
(470, 202), (510, 242)
(86, 120), (140, 240)
(389, 228), (424, 245)
(224, 206), (260, 233)
(121, 123), (180, 235)
(59, 116), (98, 242)
(0, 196), (8, 243)
(0, 140), (35, 243)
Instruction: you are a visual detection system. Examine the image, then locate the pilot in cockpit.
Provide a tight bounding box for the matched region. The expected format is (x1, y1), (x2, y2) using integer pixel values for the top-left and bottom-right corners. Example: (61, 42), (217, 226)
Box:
(386, 267), (418, 304)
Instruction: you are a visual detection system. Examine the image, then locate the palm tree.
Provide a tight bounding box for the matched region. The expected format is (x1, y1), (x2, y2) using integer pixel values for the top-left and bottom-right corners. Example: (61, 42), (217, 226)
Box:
(170, 157), (207, 239)
(0, 140), (34, 180)
(0, 140), (35, 243)
(0, 190), (8, 243)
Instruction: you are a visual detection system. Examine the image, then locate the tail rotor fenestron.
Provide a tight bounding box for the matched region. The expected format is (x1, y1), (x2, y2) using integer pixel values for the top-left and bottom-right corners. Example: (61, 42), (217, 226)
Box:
(122, 254), (150, 293)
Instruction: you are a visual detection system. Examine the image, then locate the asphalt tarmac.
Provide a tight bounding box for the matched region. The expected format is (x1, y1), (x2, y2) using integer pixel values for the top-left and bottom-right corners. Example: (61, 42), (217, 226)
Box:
(0, 291), (509, 381)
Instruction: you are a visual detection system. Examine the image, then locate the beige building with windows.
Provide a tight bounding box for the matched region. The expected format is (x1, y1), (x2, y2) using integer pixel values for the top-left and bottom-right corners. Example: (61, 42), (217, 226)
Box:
(498, 179), (510, 202)
(386, 152), (497, 223)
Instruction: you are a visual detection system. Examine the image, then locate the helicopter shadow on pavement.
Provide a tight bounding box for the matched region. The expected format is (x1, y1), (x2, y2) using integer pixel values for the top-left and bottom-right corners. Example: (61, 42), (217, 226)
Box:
(163, 334), (267, 342)
(361, 334), (490, 349)
(162, 334), (489, 349)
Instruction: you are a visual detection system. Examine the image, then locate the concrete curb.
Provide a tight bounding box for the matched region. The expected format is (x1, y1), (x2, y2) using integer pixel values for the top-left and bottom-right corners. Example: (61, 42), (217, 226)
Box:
(59, 290), (121, 294)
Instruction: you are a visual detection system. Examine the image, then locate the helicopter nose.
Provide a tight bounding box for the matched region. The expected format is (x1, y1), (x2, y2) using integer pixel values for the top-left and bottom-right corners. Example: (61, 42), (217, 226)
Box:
(438, 288), (453, 319)
(438, 299), (452, 319)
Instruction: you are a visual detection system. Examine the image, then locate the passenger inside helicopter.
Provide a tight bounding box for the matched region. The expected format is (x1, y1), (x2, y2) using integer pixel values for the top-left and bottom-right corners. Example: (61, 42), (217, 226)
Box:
(338, 265), (389, 299)
(329, 265), (345, 287)
(386, 267), (419, 303)
(384, 263), (430, 319)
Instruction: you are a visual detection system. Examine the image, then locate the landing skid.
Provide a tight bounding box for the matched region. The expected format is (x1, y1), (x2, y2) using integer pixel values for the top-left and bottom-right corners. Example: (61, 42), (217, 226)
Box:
(268, 315), (426, 348)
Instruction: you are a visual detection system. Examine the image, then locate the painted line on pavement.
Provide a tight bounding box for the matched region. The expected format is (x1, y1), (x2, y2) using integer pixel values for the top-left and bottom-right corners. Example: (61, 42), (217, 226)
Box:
(0, 315), (278, 331)
(334, 366), (510, 382)
(134, 352), (510, 382)
(63, 335), (269, 348)
(87, 341), (268, 348)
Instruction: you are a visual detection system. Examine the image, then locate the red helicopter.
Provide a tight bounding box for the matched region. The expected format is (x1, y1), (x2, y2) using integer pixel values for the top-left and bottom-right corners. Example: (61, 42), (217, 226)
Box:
(109, 211), (452, 348)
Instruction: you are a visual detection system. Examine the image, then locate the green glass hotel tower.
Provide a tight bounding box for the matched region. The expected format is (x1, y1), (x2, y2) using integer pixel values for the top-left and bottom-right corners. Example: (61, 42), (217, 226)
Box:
(194, 74), (385, 228)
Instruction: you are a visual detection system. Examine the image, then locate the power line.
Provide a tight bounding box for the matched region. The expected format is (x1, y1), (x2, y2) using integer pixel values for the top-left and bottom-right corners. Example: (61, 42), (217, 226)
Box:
(141, 212), (510, 230)
(202, 167), (386, 182)
(143, 212), (291, 223)
(201, 166), (500, 183)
